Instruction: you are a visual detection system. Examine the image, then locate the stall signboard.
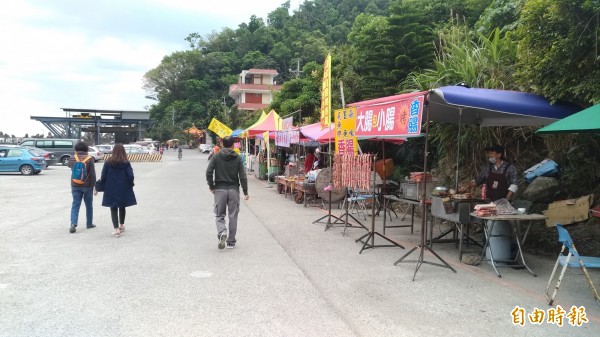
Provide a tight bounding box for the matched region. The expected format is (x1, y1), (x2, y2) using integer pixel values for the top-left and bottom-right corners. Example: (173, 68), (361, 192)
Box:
(275, 129), (299, 147)
(334, 107), (358, 155)
(290, 131), (300, 144)
(320, 53), (331, 130)
(208, 117), (233, 138)
(275, 131), (291, 148)
(355, 95), (424, 138)
(282, 117), (294, 131)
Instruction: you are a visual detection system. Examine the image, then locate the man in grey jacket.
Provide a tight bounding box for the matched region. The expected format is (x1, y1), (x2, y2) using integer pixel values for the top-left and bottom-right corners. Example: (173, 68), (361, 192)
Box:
(206, 136), (249, 249)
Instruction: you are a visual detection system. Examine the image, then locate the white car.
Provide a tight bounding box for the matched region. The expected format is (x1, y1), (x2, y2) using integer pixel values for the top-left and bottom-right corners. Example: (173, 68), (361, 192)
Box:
(199, 144), (213, 153)
(88, 146), (104, 162)
(96, 144), (113, 154)
(123, 144), (149, 154)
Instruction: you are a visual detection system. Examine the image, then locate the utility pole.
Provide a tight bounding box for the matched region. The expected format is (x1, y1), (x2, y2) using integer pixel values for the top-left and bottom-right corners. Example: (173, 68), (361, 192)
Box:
(289, 59), (303, 78)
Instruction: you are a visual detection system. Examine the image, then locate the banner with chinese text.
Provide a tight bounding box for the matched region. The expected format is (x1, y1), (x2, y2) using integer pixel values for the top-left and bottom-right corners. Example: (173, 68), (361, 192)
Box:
(290, 131), (300, 144)
(275, 131), (291, 148)
(282, 117), (293, 131)
(275, 130), (300, 147)
(334, 107), (358, 155)
(320, 53), (331, 130)
(355, 95), (425, 138)
(208, 118), (233, 138)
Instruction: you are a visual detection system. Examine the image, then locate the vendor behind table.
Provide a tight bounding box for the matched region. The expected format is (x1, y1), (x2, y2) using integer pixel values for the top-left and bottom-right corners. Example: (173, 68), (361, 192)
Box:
(461, 144), (518, 201)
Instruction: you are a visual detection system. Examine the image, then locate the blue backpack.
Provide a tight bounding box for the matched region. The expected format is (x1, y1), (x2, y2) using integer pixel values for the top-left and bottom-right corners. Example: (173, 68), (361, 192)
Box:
(71, 154), (91, 185)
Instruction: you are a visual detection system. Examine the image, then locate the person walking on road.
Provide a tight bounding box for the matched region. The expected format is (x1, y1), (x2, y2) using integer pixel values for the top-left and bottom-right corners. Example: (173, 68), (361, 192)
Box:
(68, 141), (96, 233)
(95, 144), (137, 238)
(207, 138), (221, 161)
(206, 136), (249, 249)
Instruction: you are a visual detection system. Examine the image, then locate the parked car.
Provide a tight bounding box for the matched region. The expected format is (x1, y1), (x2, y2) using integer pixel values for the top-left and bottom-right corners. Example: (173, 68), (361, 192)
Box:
(96, 144), (113, 154)
(123, 144), (148, 154)
(0, 144), (58, 167)
(27, 147), (58, 167)
(19, 138), (78, 166)
(88, 146), (104, 162)
(199, 144), (213, 153)
(0, 146), (46, 175)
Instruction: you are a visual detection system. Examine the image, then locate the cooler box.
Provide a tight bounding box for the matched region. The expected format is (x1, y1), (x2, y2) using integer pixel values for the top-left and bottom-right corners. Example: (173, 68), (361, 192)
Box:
(524, 159), (559, 183)
(401, 181), (435, 200)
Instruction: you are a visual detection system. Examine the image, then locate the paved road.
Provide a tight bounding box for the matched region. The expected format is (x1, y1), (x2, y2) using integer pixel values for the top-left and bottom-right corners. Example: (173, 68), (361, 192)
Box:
(1, 149), (598, 337)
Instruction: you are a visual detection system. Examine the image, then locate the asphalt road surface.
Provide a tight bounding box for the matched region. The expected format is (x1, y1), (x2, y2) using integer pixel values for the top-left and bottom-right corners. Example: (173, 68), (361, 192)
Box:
(1, 148), (598, 337)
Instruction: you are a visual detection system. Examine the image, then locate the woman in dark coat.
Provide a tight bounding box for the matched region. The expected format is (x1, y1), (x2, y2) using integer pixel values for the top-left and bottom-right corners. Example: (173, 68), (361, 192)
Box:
(96, 143), (137, 237)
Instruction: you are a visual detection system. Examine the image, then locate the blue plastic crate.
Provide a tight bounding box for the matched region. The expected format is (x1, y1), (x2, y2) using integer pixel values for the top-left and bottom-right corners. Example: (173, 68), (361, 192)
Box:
(524, 159), (559, 183)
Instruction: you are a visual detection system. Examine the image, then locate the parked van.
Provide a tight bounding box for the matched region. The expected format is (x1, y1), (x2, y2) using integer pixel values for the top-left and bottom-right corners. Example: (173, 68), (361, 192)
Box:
(19, 139), (79, 166)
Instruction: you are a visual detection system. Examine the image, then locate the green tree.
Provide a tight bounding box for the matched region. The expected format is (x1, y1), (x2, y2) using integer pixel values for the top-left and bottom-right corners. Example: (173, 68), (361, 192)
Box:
(516, 0), (600, 105)
(387, 0), (436, 90)
(475, 0), (524, 34)
(348, 13), (395, 99)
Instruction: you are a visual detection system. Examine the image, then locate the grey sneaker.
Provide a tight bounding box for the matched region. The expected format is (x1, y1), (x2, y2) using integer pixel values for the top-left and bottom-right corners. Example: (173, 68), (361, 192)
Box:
(226, 243), (235, 249)
(69, 224), (76, 233)
(218, 232), (227, 250)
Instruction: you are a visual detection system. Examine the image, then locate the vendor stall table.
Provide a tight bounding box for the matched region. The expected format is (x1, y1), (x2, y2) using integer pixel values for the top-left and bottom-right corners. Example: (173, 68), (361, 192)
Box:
(293, 182), (321, 207)
(382, 197), (429, 235)
(275, 176), (289, 196)
(430, 196), (485, 261)
(470, 213), (547, 278)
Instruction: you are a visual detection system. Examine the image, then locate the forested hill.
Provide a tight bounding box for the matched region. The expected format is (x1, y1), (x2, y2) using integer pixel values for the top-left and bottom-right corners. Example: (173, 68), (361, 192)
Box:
(142, 0), (497, 132)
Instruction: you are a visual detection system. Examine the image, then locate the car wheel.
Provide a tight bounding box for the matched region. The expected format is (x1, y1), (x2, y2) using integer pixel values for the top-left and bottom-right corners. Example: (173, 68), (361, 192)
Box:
(61, 156), (70, 166)
(20, 164), (34, 175)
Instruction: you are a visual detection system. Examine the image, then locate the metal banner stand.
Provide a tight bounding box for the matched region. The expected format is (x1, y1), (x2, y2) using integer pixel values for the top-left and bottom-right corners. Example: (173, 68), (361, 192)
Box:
(393, 101), (457, 280)
(314, 84), (367, 234)
(356, 155), (405, 253)
(312, 151), (365, 232)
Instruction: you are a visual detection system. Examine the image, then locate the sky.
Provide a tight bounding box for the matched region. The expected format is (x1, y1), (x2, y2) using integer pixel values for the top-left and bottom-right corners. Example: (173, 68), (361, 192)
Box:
(0, 0), (300, 137)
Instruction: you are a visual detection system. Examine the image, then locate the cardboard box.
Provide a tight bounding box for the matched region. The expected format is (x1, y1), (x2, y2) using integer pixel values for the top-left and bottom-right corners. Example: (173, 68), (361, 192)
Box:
(374, 159), (394, 179)
(543, 194), (593, 227)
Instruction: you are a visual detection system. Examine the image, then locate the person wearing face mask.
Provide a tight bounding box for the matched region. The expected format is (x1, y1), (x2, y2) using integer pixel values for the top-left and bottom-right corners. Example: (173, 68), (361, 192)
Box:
(464, 145), (518, 201)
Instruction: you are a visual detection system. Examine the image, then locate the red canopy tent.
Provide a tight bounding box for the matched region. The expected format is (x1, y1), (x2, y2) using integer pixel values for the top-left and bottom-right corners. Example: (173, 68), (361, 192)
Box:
(299, 122), (334, 143)
(245, 110), (282, 137)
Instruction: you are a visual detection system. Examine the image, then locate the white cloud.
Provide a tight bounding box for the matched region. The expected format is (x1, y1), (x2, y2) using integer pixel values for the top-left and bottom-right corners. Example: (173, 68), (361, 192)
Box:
(0, 0), (298, 136)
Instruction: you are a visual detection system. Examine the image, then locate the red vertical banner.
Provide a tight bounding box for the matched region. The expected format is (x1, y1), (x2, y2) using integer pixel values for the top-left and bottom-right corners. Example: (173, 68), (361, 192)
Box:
(320, 53), (331, 130)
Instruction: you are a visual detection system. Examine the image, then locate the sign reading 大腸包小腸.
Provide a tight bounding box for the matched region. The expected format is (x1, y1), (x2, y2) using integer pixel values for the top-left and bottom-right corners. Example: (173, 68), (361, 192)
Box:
(355, 95), (424, 138)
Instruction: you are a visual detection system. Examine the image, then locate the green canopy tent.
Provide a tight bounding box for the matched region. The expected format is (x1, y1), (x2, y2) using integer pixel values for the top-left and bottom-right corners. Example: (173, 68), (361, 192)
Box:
(537, 103), (599, 134)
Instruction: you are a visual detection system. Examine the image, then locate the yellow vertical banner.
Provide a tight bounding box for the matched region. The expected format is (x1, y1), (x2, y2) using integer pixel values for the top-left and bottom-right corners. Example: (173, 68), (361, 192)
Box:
(320, 53), (331, 130)
(334, 107), (358, 155)
(208, 118), (233, 138)
(263, 131), (269, 150)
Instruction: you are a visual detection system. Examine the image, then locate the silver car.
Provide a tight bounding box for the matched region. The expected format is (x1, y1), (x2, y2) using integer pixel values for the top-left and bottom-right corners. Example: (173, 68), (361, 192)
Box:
(199, 144), (213, 153)
(88, 146), (104, 162)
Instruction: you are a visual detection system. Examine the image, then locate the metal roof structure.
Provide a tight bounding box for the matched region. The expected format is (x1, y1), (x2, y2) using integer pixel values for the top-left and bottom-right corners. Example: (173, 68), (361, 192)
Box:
(31, 108), (151, 144)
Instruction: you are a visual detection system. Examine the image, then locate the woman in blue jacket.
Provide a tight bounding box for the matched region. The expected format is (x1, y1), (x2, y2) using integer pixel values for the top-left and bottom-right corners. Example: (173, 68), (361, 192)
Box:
(96, 144), (137, 237)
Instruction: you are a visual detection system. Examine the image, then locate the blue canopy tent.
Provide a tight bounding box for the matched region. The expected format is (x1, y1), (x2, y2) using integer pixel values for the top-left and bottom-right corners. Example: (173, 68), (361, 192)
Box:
(427, 86), (581, 187)
(230, 129), (245, 138)
(428, 86), (580, 126)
